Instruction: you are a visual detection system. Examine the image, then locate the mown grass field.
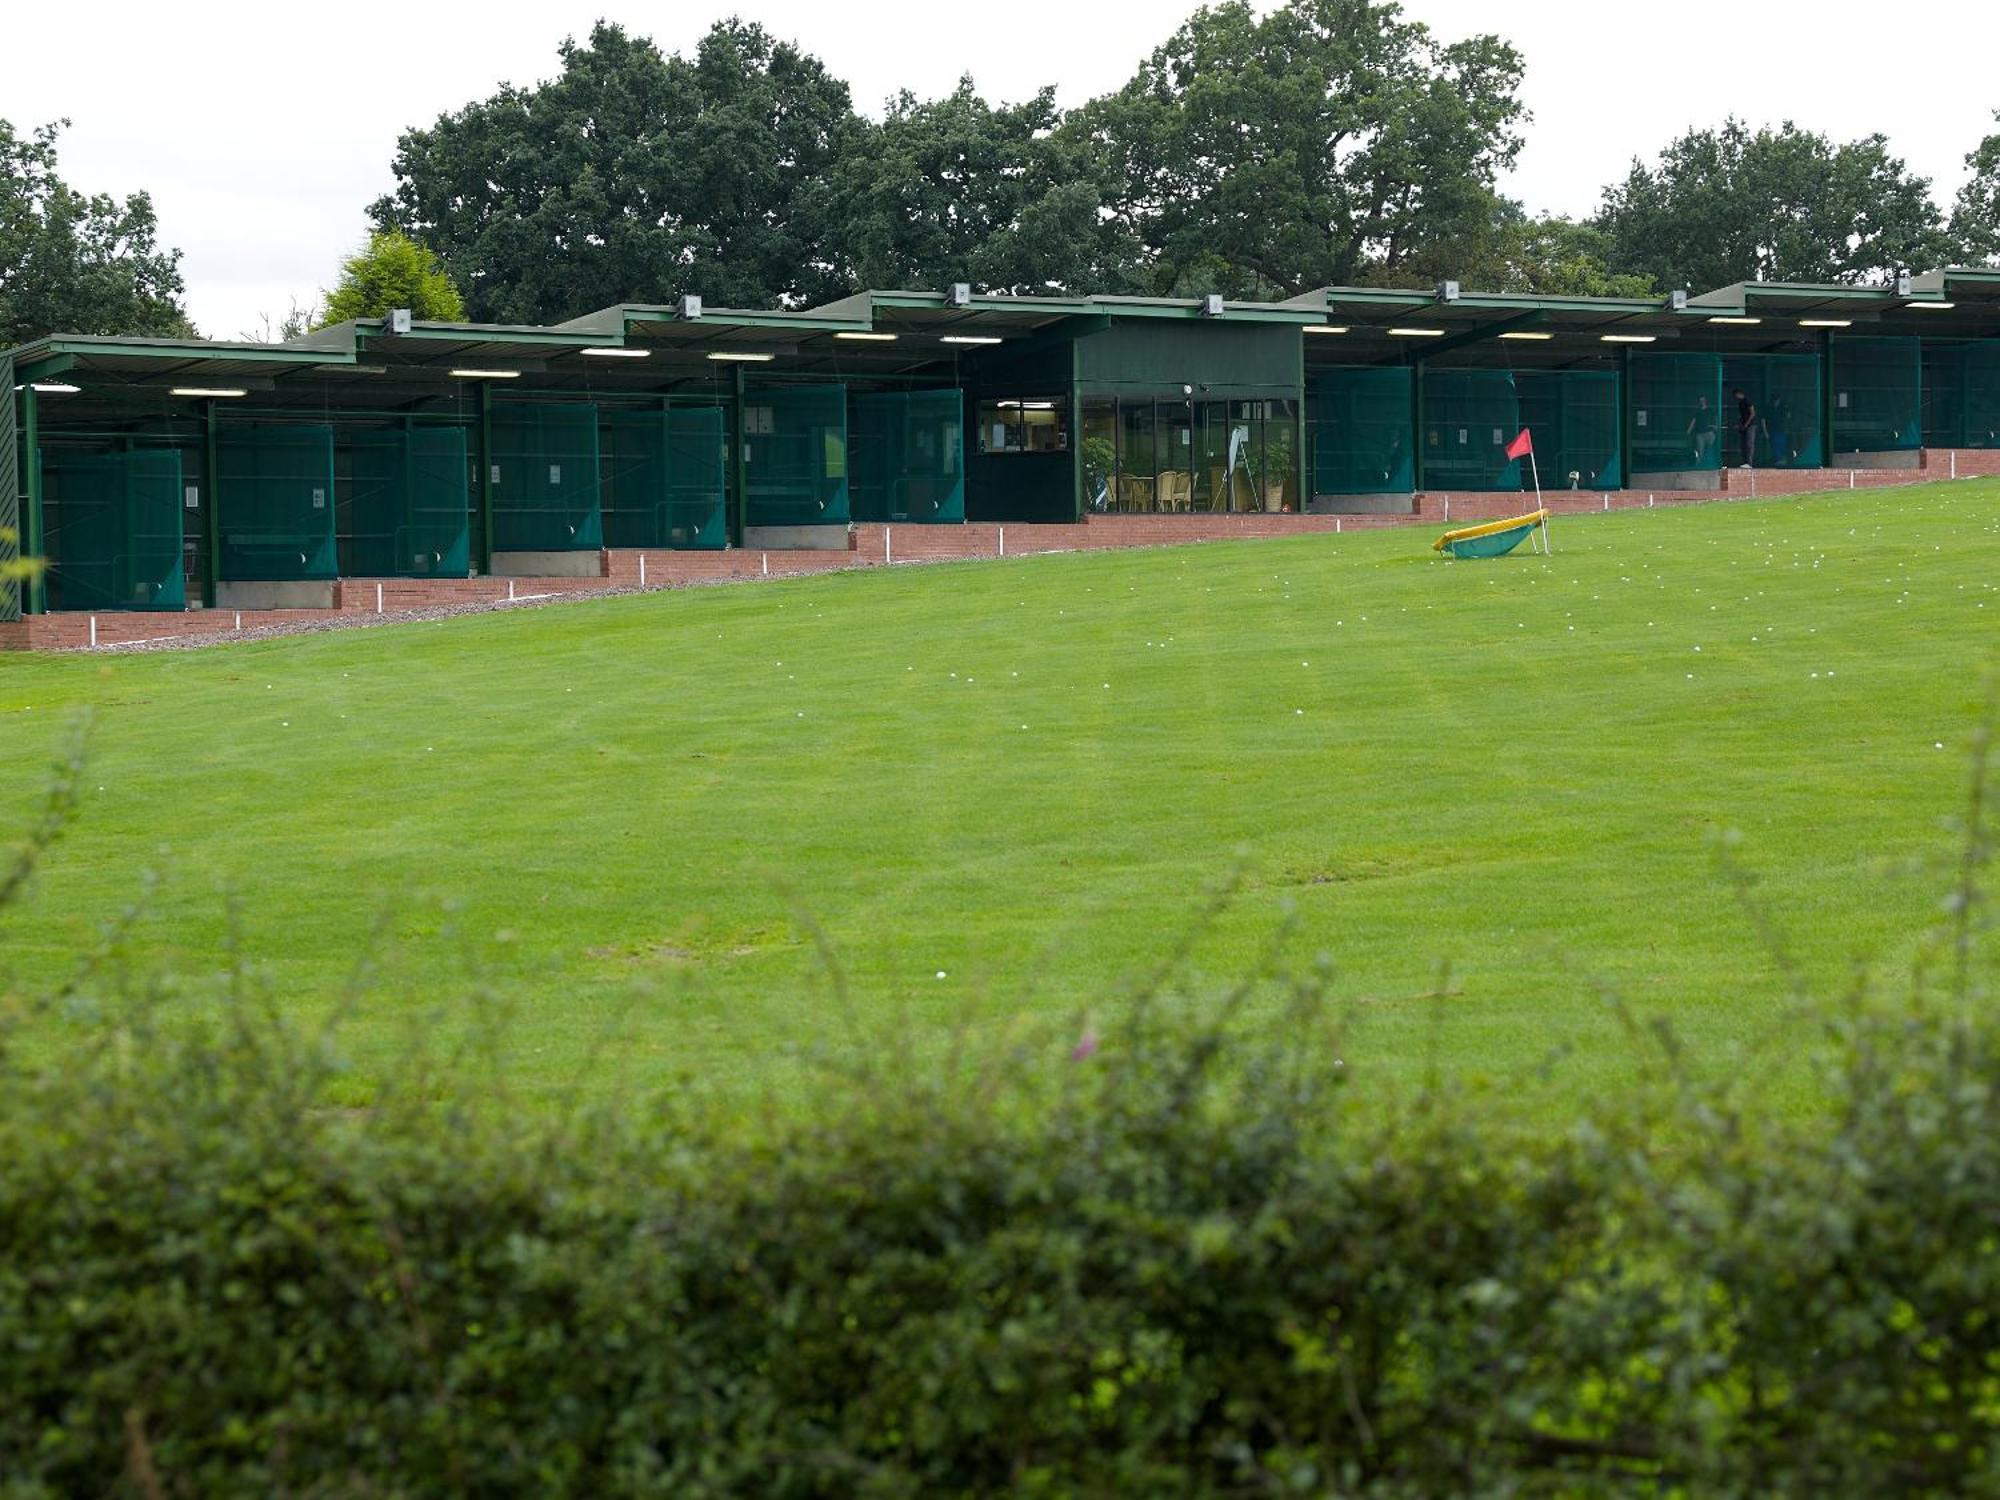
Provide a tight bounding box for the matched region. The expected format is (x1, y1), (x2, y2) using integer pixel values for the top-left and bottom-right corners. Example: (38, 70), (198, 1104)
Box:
(4, 481), (1997, 1118)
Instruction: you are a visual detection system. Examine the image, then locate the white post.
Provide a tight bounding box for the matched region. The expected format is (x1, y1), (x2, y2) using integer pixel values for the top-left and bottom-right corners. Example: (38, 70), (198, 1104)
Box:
(89, 615), (97, 648)
(762, 552), (769, 577)
(638, 553), (647, 587)
(376, 582), (384, 614)
(998, 525), (1006, 558)
(885, 527), (893, 564)
(234, 611), (242, 631)
(1335, 516), (1342, 534)
(508, 578), (516, 601)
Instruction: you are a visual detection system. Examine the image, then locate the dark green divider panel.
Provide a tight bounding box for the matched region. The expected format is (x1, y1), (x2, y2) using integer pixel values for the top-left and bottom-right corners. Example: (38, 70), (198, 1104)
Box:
(1421, 370), (1521, 491)
(1628, 353), (1723, 473)
(850, 390), (965, 523)
(0, 358), (17, 622)
(1307, 367), (1412, 494)
(1922, 343), (2000, 448)
(1516, 371), (1621, 489)
(491, 403), (603, 551)
(600, 406), (726, 548)
(1718, 355), (1821, 468)
(346, 426), (469, 577)
(1831, 336), (1920, 454)
(218, 425), (337, 581)
(40, 447), (185, 611)
(745, 385), (848, 527)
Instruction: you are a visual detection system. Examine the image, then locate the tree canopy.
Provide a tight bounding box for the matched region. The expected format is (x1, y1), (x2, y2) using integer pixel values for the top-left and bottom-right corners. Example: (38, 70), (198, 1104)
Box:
(1594, 119), (1956, 291)
(1070, 0), (1526, 298)
(319, 229), (466, 327)
(0, 118), (194, 346)
(369, 21), (863, 323)
(1949, 111), (2000, 266)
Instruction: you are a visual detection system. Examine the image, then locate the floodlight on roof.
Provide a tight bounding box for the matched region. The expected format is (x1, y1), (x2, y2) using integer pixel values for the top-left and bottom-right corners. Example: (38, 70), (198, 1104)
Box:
(1201, 294), (1225, 317)
(1435, 280), (1460, 302)
(707, 351), (775, 362)
(582, 347), (651, 358)
(1600, 334), (1656, 344)
(1799, 318), (1851, 328)
(170, 387), (247, 397)
(678, 295), (703, 320)
(940, 335), (1004, 345)
(946, 283), (972, 307)
(448, 368), (520, 378)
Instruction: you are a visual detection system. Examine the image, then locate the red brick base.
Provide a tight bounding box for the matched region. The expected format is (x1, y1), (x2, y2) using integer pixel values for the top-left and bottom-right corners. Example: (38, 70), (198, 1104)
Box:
(4, 451), (1993, 652)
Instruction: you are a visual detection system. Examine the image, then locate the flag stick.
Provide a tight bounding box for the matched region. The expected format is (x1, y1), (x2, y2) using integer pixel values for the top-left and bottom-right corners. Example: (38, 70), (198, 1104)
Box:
(1528, 447), (1550, 553)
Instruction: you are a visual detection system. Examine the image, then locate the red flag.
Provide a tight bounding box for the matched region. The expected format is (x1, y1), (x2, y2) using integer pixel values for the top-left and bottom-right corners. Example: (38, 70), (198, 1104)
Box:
(1504, 428), (1534, 460)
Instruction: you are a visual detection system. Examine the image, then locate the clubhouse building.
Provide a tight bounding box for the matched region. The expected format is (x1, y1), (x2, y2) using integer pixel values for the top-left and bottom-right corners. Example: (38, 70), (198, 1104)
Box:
(4, 267), (1999, 643)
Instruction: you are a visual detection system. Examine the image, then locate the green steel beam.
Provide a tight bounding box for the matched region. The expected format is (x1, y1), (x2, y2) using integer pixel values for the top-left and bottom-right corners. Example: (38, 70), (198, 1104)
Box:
(476, 381), (495, 573)
(1294, 328), (1307, 511)
(22, 384), (44, 615)
(202, 399), (220, 607)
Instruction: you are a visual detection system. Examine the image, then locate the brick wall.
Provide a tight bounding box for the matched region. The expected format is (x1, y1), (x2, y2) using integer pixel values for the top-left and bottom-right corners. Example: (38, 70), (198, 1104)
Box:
(7, 456), (1996, 651)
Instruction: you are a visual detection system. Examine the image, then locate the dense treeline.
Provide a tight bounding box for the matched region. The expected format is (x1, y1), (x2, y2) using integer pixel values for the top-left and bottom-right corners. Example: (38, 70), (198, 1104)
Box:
(4, 1), (2000, 339)
(2, 727), (2000, 1494)
(366, 3), (2000, 322)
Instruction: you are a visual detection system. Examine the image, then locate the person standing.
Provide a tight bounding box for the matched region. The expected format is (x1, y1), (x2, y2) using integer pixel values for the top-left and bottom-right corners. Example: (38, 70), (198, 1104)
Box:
(1731, 386), (1758, 468)
(1687, 395), (1717, 466)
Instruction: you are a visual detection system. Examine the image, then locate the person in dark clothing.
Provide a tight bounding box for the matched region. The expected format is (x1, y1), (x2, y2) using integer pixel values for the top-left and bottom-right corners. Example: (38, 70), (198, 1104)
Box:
(1731, 387), (1758, 468)
(1687, 395), (1717, 465)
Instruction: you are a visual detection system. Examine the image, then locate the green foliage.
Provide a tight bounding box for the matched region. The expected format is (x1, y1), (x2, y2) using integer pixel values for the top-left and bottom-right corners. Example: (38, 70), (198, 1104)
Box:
(2, 716), (2000, 1494)
(0, 118), (194, 346)
(826, 81), (1143, 296)
(370, 21), (864, 323)
(1595, 117), (1956, 291)
(318, 229), (466, 327)
(1070, 0), (1527, 297)
(1950, 110), (2000, 266)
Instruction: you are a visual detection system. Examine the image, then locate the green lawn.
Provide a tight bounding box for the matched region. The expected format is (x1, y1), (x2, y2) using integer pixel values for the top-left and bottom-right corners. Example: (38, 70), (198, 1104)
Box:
(4, 482), (1997, 1117)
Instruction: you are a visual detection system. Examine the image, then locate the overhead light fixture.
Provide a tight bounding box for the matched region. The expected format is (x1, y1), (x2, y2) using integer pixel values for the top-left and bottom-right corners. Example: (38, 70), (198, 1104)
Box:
(170, 386), (247, 398)
(1498, 331), (1554, 341)
(1708, 316), (1762, 325)
(17, 381), (81, 394)
(449, 368), (520, 379)
(1908, 301), (1956, 310)
(1304, 324), (1350, 335)
(707, 351), (775, 362)
(1600, 334), (1656, 344)
(582, 347), (650, 358)
(940, 335), (1003, 346)
(835, 331), (898, 342)
(1800, 318), (1851, 328)
(1386, 326), (1446, 337)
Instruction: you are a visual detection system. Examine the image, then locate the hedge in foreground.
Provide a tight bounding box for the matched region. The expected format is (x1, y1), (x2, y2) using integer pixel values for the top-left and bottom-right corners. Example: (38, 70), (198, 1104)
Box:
(2, 739), (1999, 1496)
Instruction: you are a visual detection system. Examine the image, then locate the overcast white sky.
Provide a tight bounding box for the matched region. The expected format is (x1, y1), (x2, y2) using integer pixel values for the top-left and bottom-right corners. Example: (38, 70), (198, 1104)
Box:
(8, 0), (1997, 336)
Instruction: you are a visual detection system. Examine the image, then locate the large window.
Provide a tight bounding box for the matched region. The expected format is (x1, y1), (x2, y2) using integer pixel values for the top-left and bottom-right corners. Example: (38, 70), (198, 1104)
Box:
(975, 396), (1068, 455)
(1095, 396), (1298, 513)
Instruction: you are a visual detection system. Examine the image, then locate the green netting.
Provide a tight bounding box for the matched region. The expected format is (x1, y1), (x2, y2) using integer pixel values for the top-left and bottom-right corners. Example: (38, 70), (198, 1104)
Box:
(1923, 343), (2000, 449)
(1444, 522), (1538, 560)
(218, 425), (337, 581)
(1831, 336), (1921, 453)
(1515, 371), (1621, 490)
(39, 447), (186, 611)
(1628, 352), (1723, 473)
(849, 390), (965, 523)
(1307, 367), (1412, 495)
(745, 385), (848, 527)
(1421, 370), (1521, 491)
(491, 403), (603, 552)
(1721, 355), (1822, 468)
(345, 425), (470, 577)
(599, 406), (727, 549)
